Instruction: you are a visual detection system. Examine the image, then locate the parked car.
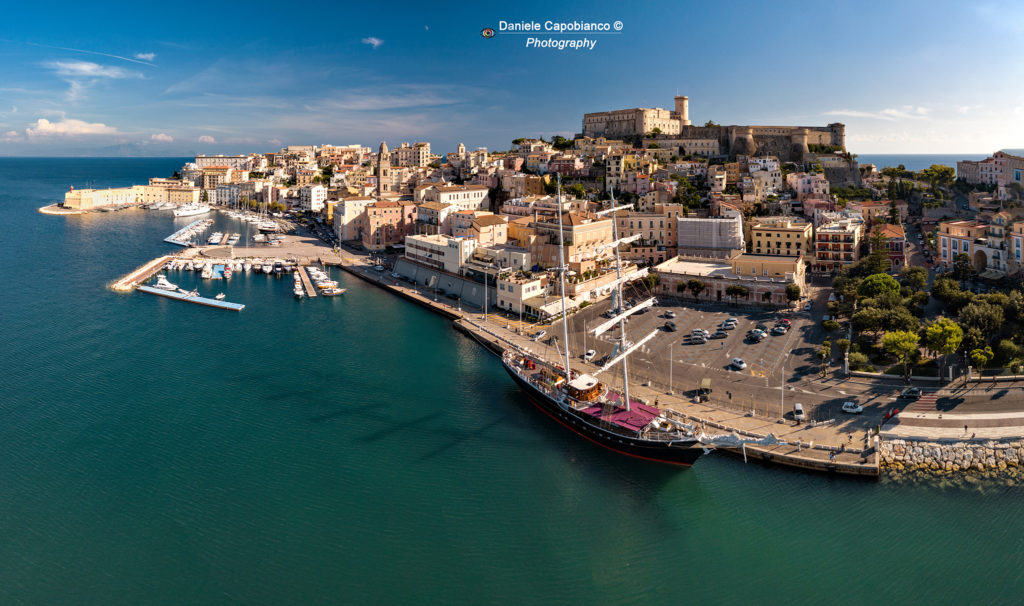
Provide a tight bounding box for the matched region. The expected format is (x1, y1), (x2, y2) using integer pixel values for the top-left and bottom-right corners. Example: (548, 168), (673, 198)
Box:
(374, 265), (385, 271)
(804, 302), (812, 311)
(710, 330), (728, 339)
(747, 333), (765, 343)
(583, 349), (596, 362)
(692, 328), (710, 337)
(391, 272), (401, 278)
(664, 310), (677, 319)
(756, 323), (769, 332)
(732, 358), (747, 370)
(777, 318), (792, 327)
(841, 401), (864, 414)
(685, 335), (707, 345)
(899, 387), (922, 400)
(727, 317), (739, 323)
(664, 321), (678, 332)
(721, 322), (736, 330)
(793, 403), (806, 422)
(771, 326), (788, 335)
(531, 330), (547, 342)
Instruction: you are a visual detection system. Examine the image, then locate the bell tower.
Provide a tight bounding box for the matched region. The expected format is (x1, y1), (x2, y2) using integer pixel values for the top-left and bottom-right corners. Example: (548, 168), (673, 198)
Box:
(377, 141), (391, 195)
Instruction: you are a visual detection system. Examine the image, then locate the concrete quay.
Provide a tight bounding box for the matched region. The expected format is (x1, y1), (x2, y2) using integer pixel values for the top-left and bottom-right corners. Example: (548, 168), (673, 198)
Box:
(338, 251), (878, 476)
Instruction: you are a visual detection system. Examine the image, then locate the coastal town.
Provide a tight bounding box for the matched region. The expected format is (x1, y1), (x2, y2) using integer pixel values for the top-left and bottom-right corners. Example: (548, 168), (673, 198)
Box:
(45, 94), (1024, 480)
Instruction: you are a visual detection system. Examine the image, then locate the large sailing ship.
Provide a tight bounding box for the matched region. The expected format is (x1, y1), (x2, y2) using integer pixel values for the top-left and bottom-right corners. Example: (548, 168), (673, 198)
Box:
(501, 181), (704, 466)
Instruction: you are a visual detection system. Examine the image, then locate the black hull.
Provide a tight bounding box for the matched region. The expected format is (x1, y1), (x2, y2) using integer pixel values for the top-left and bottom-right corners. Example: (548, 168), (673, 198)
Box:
(503, 364), (703, 467)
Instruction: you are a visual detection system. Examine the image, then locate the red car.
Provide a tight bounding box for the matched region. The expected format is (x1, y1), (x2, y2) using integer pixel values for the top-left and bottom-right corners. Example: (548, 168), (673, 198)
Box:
(777, 318), (792, 327)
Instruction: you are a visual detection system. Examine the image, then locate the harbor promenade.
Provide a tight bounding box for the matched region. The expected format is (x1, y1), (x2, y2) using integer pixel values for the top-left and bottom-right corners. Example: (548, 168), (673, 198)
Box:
(338, 250), (879, 475)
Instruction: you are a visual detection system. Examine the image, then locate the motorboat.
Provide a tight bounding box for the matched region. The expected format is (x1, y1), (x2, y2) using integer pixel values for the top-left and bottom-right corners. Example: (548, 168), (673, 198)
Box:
(320, 287), (346, 296)
(262, 263), (273, 273)
(243, 261), (252, 272)
(173, 203), (211, 217)
(214, 293), (226, 301)
(223, 265), (233, 279)
(153, 274), (178, 291)
(294, 285), (305, 299)
(201, 263), (213, 279)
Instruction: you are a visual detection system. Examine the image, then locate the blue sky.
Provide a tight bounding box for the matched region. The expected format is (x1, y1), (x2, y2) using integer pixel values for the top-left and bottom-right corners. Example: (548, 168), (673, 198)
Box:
(1, 0), (1022, 156)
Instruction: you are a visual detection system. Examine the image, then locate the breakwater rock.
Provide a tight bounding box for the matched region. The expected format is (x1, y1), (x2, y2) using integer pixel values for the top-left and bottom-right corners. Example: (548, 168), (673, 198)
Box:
(880, 439), (1024, 473)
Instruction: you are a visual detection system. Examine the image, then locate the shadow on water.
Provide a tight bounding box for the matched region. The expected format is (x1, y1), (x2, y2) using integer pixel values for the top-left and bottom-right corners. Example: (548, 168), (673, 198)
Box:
(416, 416), (508, 462)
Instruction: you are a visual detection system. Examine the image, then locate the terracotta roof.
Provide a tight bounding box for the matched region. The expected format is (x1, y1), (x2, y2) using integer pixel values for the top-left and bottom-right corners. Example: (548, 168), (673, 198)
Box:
(872, 223), (905, 239)
(473, 215), (508, 227)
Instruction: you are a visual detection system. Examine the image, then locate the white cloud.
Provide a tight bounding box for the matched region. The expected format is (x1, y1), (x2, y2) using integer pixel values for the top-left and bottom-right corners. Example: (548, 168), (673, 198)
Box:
(25, 117), (119, 137)
(46, 60), (138, 79)
(361, 37), (383, 49)
(2, 130), (21, 141)
(134, 52), (156, 62)
(824, 106), (931, 121)
(198, 135), (216, 144)
(150, 133), (173, 142)
(268, 138), (282, 146)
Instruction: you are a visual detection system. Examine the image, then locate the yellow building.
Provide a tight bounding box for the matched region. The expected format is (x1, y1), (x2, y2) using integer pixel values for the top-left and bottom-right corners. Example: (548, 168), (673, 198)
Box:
(750, 217), (813, 257)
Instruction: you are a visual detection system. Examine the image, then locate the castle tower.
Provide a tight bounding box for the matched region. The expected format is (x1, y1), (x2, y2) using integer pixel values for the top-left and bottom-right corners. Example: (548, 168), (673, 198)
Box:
(377, 141), (390, 195)
(729, 126), (756, 157)
(791, 128), (810, 162)
(828, 123), (846, 149)
(674, 95), (691, 126)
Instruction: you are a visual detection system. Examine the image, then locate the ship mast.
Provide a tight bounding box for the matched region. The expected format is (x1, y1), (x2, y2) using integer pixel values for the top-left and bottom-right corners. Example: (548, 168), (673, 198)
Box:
(555, 175), (572, 383)
(609, 189), (631, 411)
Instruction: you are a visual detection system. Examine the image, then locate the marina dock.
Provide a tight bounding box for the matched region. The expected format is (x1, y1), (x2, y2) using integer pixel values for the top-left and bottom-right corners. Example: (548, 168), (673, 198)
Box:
(297, 266), (318, 297)
(165, 219), (211, 246)
(111, 255), (173, 291)
(137, 285), (245, 311)
(219, 233), (230, 245)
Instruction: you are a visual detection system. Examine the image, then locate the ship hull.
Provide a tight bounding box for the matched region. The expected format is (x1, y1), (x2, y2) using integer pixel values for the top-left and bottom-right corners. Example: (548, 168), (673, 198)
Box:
(503, 363), (703, 467)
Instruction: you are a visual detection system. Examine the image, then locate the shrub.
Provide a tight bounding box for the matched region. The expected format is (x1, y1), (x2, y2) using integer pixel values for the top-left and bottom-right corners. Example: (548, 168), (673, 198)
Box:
(822, 320), (841, 332)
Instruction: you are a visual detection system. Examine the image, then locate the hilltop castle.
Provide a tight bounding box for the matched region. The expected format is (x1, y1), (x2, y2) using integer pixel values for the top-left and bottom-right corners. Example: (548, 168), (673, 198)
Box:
(582, 95), (845, 163)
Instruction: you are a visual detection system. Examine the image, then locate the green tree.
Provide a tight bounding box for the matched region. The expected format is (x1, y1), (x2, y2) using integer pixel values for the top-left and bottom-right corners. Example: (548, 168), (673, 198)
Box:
(924, 317), (963, 379)
(970, 346), (994, 373)
(898, 266), (928, 292)
(686, 279), (705, 302)
(852, 306), (885, 337)
(201, 190), (208, 203)
(958, 300), (1004, 336)
(641, 272), (660, 290)
(836, 338), (851, 353)
(882, 330), (920, 381)
(785, 283), (801, 304)
(822, 319), (841, 332)
(857, 273), (900, 299)
(996, 339), (1019, 365)
(952, 253), (974, 283)
(818, 341), (832, 376)
(725, 284), (749, 304)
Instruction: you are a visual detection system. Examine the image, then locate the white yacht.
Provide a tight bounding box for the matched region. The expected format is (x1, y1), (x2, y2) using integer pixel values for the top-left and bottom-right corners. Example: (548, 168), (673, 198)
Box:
(243, 261), (252, 272)
(173, 203), (211, 217)
(153, 274), (178, 291)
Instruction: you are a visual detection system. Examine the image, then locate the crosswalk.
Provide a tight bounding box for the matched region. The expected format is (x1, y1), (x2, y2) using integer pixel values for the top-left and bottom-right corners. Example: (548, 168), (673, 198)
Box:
(908, 393), (938, 412)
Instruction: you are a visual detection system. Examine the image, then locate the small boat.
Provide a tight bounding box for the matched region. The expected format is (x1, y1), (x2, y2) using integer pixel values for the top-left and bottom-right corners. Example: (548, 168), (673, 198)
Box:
(316, 280), (339, 289)
(273, 261), (283, 275)
(163, 261), (174, 270)
(294, 285), (305, 299)
(201, 263), (213, 279)
(262, 263), (273, 273)
(243, 261), (252, 272)
(320, 287), (346, 296)
(154, 274), (178, 291)
(214, 293), (226, 301)
(253, 233), (266, 243)
(185, 260), (194, 271)
(224, 265), (233, 279)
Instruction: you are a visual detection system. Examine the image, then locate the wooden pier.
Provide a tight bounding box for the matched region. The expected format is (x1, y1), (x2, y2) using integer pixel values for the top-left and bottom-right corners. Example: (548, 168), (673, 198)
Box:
(111, 256), (173, 291)
(297, 266), (317, 297)
(137, 285), (245, 311)
(219, 233), (230, 245)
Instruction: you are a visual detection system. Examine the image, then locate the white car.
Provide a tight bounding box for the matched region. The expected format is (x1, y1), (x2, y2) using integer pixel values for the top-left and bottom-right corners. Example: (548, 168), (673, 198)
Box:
(841, 401), (863, 414)
(583, 349), (596, 362)
(665, 310), (677, 319)
(732, 357), (747, 370)
(804, 302), (812, 311)
(531, 330), (547, 341)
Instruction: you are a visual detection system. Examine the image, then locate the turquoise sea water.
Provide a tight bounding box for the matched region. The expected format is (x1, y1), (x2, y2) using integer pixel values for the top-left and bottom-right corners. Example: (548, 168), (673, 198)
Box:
(2, 158), (1023, 605)
(857, 154), (988, 173)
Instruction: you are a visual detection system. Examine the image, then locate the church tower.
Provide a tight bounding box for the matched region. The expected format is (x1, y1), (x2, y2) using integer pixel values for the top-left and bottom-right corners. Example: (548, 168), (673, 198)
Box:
(377, 141), (391, 195)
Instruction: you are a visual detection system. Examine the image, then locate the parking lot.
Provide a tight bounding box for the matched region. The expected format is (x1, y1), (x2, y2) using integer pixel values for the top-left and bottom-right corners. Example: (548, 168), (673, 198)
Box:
(558, 295), (816, 380)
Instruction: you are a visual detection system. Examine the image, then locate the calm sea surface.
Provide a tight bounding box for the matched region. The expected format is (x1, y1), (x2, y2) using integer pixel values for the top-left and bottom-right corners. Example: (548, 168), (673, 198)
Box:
(856, 153), (988, 173)
(1, 158), (1022, 605)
